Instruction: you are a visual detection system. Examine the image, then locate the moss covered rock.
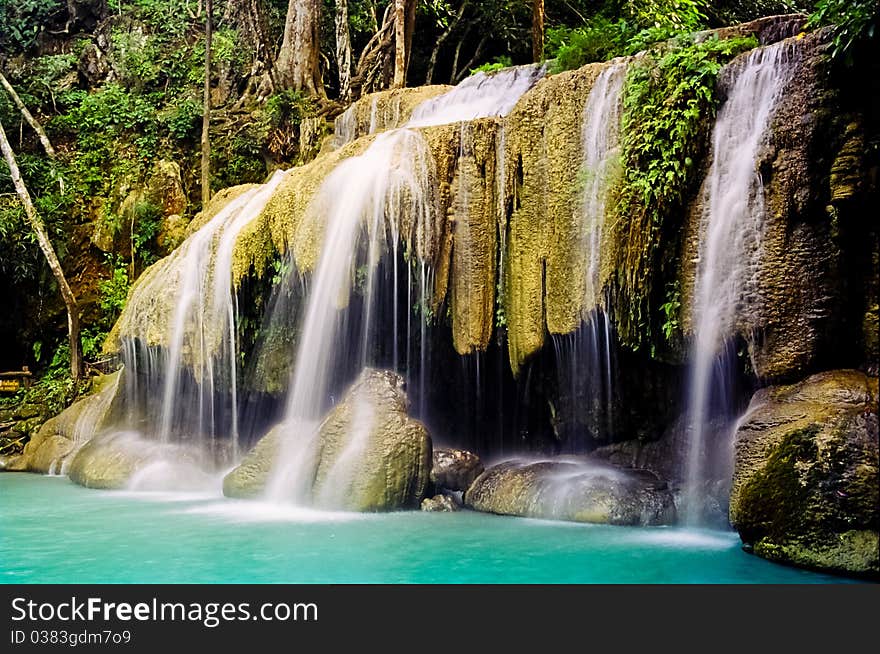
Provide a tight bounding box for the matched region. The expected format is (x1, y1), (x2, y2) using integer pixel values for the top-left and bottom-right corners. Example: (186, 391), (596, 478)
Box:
(730, 370), (879, 578)
(465, 458), (676, 526)
(224, 369), (432, 511)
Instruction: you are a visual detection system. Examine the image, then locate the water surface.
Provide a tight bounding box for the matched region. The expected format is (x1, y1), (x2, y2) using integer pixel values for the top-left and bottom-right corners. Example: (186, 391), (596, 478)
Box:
(0, 474), (850, 584)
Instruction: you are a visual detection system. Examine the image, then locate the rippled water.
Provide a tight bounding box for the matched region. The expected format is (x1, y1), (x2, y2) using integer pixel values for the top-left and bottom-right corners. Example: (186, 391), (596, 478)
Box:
(0, 474), (851, 584)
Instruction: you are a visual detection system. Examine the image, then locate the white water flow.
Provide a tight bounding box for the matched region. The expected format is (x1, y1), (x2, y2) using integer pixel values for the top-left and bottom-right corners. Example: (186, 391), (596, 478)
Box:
(552, 61), (627, 449)
(267, 66), (545, 503)
(123, 170), (287, 458)
(684, 42), (797, 524)
(582, 60), (627, 307)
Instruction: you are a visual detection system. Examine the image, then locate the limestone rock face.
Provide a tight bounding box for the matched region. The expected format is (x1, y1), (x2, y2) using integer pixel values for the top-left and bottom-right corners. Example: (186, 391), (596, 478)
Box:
(680, 31), (865, 380)
(333, 86), (452, 146)
(224, 369), (432, 511)
(730, 370), (879, 577)
(465, 458), (676, 526)
(430, 447), (484, 492)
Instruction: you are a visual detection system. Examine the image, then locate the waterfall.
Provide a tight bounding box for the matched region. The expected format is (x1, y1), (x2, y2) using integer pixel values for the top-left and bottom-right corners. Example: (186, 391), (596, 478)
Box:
(119, 170), (287, 459)
(407, 66), (545, 128)
(683, 41), (798, 524)
(553, 60), (627, 450)
(266, 66), (545, 503)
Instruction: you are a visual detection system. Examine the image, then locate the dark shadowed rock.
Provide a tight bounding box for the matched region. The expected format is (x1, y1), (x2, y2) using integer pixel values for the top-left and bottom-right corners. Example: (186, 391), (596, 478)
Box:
(431, 447), (484, 492)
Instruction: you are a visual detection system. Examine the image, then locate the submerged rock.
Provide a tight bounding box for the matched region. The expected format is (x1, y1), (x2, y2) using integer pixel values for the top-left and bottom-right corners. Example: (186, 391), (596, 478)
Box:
(430, 447), (484, 493)
(730, 370), (879, 578)
(224, 369), (432, 511)
(421, 494), (460, 512)
(465, 458), (676, 526)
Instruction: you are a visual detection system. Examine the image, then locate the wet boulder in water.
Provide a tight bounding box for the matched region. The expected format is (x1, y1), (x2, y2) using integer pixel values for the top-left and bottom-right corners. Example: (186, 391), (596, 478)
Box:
(421, 494), (460, 512)
(465, 459), (676, 526)
(730, 370), (879, 578)
(431, 447), (484, 493)
(224, 369), (432, 511)
(67, 431), (203, 490)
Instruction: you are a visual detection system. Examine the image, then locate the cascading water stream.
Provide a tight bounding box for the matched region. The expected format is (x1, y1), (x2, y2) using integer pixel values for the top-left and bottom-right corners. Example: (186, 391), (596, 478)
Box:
(266, 66), (545, 503)
(683, 40), (798, 524)
(552, 60), (627, 449)
(120, 170), (287, 459)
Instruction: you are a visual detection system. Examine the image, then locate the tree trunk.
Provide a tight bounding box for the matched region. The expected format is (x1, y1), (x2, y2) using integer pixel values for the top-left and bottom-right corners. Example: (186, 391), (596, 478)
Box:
(276, 0), (325, 97)
(454, 35), (488, 82)
(223, 0), (277, 100)
(0, 72), (56, 159)
(392, 0), (406, 88)
(335, 0), (352, 100)
(351, 4), (395, 96)
(532, 0), (545, 62)
(425, 1), (468, 85)
(201, 0), (213, 207)
(0, 122), (81, 380)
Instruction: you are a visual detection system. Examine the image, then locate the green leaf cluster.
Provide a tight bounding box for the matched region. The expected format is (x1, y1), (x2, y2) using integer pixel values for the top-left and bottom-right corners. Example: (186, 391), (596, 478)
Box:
(612, 34), (758, 351)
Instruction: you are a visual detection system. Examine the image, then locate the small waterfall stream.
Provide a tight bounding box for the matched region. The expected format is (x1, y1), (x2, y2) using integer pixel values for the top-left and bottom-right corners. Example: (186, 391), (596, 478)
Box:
(120, 170), (288, 458)
(553, 60), (627, 449)
(683, 40), (798, 524)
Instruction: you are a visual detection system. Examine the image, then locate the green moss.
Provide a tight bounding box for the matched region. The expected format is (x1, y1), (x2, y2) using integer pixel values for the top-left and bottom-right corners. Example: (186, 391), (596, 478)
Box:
(737, 426), (819, 543)
(608, 34), (758, 353)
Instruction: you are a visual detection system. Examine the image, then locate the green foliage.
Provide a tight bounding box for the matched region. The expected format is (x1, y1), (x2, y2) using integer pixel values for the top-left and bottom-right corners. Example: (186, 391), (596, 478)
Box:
(0, 0), (62, 52)
(625, 0), (708, 31)
(98, 261), (130, 323)
(660, 282), (681, 341)
(264, 90), (315, 129)
(162, 97), (203, 141)
(471, 56), (514, 75)
(544, 12), (698, 73)
(612, 34), (758, 351)
(807, 0), (877, 63)
(546, 18), (635, 72)
(619, 35), (757, 218)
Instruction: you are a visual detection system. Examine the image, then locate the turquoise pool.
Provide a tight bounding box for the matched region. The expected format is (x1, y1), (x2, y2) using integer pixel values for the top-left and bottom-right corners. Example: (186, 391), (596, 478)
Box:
(0, 473), (852, 583)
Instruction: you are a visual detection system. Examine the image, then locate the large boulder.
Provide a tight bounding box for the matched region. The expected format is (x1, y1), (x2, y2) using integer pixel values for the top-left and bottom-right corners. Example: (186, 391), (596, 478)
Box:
(67, 431), (205, 490)
(730, 370), (879, 578)
(465, 458), (676, 526)
(67, 431), (158, 489)
(430, 447), (484, 493)
(224, 368), (432, 511)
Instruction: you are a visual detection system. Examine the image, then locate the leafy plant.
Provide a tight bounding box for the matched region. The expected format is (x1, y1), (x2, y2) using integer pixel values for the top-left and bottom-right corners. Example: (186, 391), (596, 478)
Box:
(611, 34), (758, 351)
(660, 282), (682, 341)
(0, 0), (61, 52)
(98, 260), (130, 323)
(626, 0), (709, 31)
(807, 0), (877, 63)
(546, 19), (635, 72)
(471, 56), (513, 75)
